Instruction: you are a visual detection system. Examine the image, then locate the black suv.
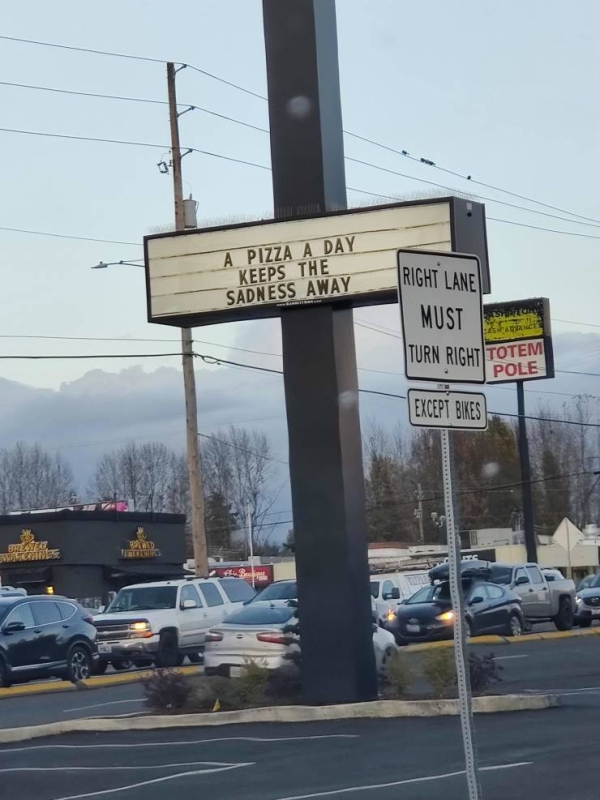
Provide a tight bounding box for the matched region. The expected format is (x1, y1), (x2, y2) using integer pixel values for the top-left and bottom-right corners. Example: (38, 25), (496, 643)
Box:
(0, 595), (99, 688)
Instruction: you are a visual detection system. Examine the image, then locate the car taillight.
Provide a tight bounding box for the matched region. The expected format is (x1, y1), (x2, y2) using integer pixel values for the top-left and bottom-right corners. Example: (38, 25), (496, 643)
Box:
(256, 632), (286, 644)
(205, 631), (223, 642)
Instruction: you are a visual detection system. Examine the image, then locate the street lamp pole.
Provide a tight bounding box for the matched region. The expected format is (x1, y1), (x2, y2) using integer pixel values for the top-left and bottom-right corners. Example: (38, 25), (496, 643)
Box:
(166, 62), (208, 578)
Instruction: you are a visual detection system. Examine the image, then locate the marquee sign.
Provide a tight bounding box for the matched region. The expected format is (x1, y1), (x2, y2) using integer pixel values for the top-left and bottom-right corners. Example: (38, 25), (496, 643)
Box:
(209, 564), (274, 587)
(484, 297), (554, 383)
(120, 527), (161, 559)
(0, 529), (61, 564)
(144, 197), (490, 327)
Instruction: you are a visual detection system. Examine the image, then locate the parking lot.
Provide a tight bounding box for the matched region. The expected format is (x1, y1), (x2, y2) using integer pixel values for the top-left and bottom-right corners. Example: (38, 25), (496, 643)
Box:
(1, 704), (598, 800)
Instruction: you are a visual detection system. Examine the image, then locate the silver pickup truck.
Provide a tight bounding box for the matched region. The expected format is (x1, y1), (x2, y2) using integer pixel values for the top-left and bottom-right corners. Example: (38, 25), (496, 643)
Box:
(489, 562), (576, 630)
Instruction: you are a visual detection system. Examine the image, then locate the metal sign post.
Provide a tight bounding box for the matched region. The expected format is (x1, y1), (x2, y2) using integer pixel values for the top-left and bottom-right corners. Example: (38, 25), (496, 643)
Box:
(397, 249), (486, 800)
(440, 415), (482, 800)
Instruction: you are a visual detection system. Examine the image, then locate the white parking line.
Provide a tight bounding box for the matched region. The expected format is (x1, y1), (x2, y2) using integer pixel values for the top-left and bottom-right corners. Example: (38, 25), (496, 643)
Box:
(63, 700), (143, 714)
(0, 734), (358, 754)
(0, 761), (242, 773)
(271, 762), (532, 799)
(51, 762), (254, 800)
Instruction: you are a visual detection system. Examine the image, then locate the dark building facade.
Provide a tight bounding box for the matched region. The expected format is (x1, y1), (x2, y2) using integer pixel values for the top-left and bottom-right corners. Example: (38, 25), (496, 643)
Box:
(0, 510), (187, 608)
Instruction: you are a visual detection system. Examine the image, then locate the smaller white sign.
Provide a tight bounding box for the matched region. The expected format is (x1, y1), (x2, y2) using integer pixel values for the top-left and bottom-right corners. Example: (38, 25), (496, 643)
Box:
(485, 338), (547, 383)
(397, 250), (485, 384)
(408, 389), (488, 430)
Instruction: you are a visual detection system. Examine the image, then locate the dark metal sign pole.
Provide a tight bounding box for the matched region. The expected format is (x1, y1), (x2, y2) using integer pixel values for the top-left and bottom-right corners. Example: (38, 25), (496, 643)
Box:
(262, 0), (377, 703)
(517, 380), (537, 562)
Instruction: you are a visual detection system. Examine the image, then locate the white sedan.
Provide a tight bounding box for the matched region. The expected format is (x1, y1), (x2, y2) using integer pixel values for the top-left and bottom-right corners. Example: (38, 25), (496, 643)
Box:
(204, 602), (397, 677)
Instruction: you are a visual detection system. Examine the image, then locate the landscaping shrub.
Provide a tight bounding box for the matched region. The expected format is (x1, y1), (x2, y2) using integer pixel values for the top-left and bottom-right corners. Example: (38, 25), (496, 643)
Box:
(189, 675), (242, 712)
(468, 652), (503, 695)
(235, 660), (271, 705)
(423, 648), (456, 698)
(142, 668), (192, 712)
(382, 651), (413, 698)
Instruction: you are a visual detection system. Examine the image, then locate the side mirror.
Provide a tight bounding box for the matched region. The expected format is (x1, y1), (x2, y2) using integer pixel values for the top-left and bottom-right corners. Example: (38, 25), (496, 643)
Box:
(390, 587), (401, 600)
(469, 596), (484, 606)
(515, 576), (529, 587)
(2, 621), (25, 634)
(181, 599), (198, 610)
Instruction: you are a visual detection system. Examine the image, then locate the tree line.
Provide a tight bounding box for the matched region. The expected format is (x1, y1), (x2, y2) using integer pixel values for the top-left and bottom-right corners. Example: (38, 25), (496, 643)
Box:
(0, 428), (280, 558)
(2, 394), (598, 555)
(364, 395), (600, 544)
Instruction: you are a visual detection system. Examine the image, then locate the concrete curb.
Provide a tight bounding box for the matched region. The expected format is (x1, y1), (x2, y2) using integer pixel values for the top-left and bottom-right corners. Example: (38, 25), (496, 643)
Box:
(404, 626), (600, 653)
(0, 666), (200, 701)
(0, 694), (559, 744)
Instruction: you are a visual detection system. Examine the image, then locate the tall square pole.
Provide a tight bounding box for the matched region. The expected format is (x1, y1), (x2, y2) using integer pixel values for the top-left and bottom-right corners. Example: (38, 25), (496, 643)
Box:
(262, 0), (377, 703)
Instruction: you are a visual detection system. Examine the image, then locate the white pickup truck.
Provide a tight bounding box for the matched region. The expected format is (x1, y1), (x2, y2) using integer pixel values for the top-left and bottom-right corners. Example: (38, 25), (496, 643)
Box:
(92, 577), (256, 671)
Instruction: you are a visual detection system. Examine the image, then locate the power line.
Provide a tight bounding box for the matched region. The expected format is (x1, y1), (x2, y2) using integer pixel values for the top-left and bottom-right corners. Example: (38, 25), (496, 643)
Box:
(3, 34), (598, 231)
(344, 131), (600, 227)
(199, 431), (288, 465)
(0, 127), (272, 172)
(0, 352), (183, 360)
(346, 155), (600, 231)
(0, 80), (270, 134)
(0, 224), (140, 246)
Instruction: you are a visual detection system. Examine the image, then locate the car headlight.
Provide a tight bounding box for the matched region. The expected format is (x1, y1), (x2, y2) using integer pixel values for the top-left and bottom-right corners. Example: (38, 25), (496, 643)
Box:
(436, 611), (455, 622)
(384, 609), (397, 622)
(575, 595), (583, 604)
(130, 621), (151, 632)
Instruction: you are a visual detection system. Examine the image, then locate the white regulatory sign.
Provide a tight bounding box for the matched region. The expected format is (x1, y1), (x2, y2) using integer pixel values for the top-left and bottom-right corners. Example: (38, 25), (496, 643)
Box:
(397, 250), (485, 384)
(408, 389), (488, 430)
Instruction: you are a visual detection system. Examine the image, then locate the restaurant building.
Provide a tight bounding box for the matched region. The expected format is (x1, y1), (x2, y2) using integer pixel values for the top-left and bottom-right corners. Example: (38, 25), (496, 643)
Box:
(0, 510), (187, 608)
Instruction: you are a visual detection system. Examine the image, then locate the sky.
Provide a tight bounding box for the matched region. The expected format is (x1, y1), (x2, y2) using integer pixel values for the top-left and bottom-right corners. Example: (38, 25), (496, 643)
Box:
(1, 0), (600, 505)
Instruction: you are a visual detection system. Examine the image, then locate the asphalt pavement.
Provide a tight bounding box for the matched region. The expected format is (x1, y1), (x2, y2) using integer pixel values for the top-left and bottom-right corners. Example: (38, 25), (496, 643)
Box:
(2, 634), (600, 729)
(0, 707), (597, 800)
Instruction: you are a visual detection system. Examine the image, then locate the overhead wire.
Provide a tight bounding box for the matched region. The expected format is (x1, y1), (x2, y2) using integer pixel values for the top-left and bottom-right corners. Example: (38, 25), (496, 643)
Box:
(0, 35), (598, 236)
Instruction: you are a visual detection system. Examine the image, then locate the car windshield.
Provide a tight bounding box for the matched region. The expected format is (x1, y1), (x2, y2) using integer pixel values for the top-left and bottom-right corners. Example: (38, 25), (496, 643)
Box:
(251, 582), (297, 602)
(370, 581), (379, 599)
(406, 579), (473, 604)
(588, 573), (600, 589)
(106, 586), (178, 612)
(489, 566), (513, 585)
(224, 605), (296, 626)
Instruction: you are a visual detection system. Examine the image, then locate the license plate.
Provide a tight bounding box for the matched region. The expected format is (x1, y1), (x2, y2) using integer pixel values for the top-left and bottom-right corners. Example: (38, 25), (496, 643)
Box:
(406, 624), (420, 633)
(98, 643), (112, 654)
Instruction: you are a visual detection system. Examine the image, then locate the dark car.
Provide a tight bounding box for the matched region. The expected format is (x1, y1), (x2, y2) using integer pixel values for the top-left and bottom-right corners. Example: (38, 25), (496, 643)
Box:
(0, 595), (98, 688)
(385, 578), (524, 644)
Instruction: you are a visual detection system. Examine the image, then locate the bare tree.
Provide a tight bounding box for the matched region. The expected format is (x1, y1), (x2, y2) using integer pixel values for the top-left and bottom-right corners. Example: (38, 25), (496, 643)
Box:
(201, 427), (278, 551)
(88, 442), (189, 514)
(0, 442), (76, 513)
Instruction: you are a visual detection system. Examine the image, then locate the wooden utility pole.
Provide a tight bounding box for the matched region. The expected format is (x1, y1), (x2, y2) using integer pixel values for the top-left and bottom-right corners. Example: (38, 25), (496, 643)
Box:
(167, 62), (208, 577)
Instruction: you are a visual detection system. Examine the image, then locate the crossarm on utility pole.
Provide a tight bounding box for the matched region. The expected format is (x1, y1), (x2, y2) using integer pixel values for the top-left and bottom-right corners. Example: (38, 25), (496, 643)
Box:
(167, 62), (208, 577)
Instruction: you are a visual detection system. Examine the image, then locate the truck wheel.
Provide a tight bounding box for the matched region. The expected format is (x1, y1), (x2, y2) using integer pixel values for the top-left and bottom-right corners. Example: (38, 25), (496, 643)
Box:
(155, 632), (180, 668)
(93, 660), (108, 676)
(554, 598), (574, 631)
(507, 613), (523, 637)
(113, 660), (133, 671)
(578, 618), (592, 628)
(188, 652), (203, 664)
(466, 618), (474, 639)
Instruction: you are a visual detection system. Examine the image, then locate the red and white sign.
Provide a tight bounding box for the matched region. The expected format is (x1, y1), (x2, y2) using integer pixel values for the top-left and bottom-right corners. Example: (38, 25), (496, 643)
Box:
(210, 564), (274, 587)
(485, 338), (547, 383)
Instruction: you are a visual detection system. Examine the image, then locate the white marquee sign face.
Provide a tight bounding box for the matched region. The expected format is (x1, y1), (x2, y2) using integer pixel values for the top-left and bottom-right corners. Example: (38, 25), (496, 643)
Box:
(144, 199), (487, 327)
